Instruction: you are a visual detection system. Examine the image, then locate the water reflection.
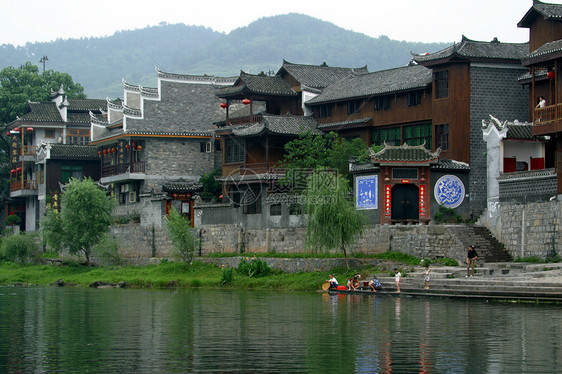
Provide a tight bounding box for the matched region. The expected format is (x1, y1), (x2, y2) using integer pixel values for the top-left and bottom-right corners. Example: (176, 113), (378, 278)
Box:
(0, 287), (561, 373)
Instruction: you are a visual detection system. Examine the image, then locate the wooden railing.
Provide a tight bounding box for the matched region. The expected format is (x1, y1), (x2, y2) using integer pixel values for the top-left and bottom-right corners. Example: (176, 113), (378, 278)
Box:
(10, 180), (37, 192)
(226, 114), (263, 126)
(22, 145), (37, 156)
(102, 161), (146, 177)
(534, 103), (562, 125)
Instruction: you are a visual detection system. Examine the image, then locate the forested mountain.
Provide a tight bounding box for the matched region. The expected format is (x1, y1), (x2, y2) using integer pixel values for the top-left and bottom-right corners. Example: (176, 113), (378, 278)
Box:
(0, 14), (449, 98)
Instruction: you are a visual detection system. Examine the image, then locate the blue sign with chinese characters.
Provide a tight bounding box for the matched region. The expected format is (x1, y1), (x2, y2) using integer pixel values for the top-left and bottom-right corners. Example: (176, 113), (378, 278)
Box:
(356, 175), (378, 210)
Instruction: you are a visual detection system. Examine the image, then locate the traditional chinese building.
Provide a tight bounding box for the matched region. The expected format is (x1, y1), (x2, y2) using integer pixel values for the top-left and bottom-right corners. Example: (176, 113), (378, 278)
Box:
(5, 86), (104, 231)
(89, 68), (236, 226)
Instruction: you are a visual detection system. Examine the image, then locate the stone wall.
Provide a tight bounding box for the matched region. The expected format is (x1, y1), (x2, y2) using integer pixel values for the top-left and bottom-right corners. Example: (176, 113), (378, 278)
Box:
(488, 199), (561, 259)
(110, 222), (175, 260)
(470, 64), (529, 215)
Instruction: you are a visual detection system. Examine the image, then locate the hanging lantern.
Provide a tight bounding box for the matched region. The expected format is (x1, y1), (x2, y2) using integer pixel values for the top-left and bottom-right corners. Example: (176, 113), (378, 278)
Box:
(27, 127), (33, 132)
(16, 167), (22, 172)
(186, 194), (191, 199)
(137, 145), (142, 151)
(242, 98), (251, 105)
(112, 148), (116, 153)
(220, 102), (228, 109)
(103, 149), (107, 155)
(125, 144), (130, 150)
(548, 70), (555, 79)
(6, 131), (10, 136)
(98, 151), (102, 156)
(132, 140), (136, 147)
(219, 194), (223, 200)
(10, 169), (15, 174)
(172, 193), (178, 198)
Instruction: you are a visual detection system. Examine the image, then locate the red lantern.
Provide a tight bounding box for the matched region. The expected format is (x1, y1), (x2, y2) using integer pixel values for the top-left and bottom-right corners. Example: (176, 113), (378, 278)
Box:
(137, 145), (142, 151)
(125, 144), (130, 150)
(27, 127), (33, 132)
(219, 194), (223, 200)
(16, 167), (22, 172)
(220, 102), (228, 109)
(132, 140), (136, 147)
(242, 98), (251, 105)
(112, 148), (115, 153)
(103, 149), (107, 155)
(98, 151), (102, 156)
(172, 193), (178, 198)
(6, 131), (10, 136)
(10, 169), (15, 174)
(548, 71), (555, 79)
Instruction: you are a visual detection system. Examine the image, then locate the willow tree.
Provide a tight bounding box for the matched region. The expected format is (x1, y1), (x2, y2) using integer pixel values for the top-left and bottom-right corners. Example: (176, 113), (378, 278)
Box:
(304, 168), (365, 267)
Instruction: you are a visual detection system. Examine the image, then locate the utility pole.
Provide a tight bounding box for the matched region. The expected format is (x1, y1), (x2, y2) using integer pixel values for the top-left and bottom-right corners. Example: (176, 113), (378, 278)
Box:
(39, 55), (48, 73)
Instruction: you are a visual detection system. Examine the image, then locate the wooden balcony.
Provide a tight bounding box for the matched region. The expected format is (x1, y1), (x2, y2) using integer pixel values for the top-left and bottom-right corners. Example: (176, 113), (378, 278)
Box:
(10, 180), (37, 192)
(534, 104), (562, 135)
(101, 161), (146, 178)
(226, 114), (263, 126)
(22, 145), (37, 156)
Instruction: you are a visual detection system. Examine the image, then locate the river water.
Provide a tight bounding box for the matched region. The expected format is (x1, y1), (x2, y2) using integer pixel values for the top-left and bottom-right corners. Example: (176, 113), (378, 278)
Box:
(0, 286), (560, 373)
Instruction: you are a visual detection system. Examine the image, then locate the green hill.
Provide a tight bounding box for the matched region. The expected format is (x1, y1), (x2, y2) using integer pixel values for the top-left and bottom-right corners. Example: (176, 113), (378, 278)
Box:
(0, 14), (449, 98)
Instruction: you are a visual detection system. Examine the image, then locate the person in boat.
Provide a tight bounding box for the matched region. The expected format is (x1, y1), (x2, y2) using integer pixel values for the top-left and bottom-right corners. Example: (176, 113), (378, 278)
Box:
(327, 274), (339, 290)
(347, 277), (358, 290)
(369, 276), (382, 292)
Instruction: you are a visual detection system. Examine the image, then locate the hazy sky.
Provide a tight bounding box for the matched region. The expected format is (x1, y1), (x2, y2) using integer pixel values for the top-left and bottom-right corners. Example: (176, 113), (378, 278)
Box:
(1, 0), (559, 47)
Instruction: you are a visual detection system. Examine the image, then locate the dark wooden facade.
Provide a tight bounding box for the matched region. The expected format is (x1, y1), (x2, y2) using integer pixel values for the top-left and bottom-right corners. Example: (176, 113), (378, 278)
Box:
(520, 0), (562, 193)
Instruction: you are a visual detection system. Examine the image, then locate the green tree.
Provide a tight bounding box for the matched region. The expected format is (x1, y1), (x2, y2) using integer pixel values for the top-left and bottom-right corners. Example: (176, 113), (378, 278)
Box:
(304, 168), (365, 267)
(164, 208), (200, 264)
(199, 168), (222, 202)
(42, 178), (115, 268)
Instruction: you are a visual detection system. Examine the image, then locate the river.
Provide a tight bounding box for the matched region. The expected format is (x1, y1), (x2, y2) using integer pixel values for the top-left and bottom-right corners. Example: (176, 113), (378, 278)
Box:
(0, 287), (560, 373)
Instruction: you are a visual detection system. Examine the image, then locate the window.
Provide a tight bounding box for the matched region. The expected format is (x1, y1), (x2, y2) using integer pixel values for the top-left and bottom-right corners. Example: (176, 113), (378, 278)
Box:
(372, 127), (401, 146)
(270, 204), (282, 216)
(404, 123), (432, 147)
(407, 91), (421, 107)
(435, 124), (449, 150)
(317, 104), (333, 118)
(66, 129), (90, 145)
(242, 185), (261, 214)
(435, 70), (448, 99)
(225, 139), (244, 163)
(61, 165), (82, 183)
(374, 96), (390, 111)
(214, 139), (221, 151)
(347, 99), (363, 114)
(45, 129), (56, 139)
(200, 141), (211, 153)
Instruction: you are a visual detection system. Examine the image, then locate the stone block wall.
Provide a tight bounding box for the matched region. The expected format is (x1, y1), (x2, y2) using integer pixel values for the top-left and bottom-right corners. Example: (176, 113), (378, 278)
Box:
(495, 200), (561, 259)
(110, 222), (175, 260)
(470, 65), (529, 214)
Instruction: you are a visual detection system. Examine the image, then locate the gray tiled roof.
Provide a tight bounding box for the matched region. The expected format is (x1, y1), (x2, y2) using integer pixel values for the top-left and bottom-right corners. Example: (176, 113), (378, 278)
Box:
(162, 178), (203, 192)
(48, 144), (100, 159)
(317, 118), (372, 130)
(487, 117), (549, 141)
(431, 159), (470, 171)
(216, 71), (297, 97)
(370, 143), (441, 164)
(518, 1), (562, 28)
(279, 60), (369, 89)
(412, 36), (528, 64)
(521, 39), (562, 65)
(307, 65), (431, 104)
(10, 99), (105, 126)
(230, 114), (321, 137)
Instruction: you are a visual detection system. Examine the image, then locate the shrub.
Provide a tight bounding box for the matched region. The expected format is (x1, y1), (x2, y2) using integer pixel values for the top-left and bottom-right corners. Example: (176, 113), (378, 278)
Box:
(92, 234), (123, 266)
(221, 266), (234, 284)
(6, 214), (21, 226)
(165, 208), (200, 264)
(0, 233), (40, 263)
(237, 256), (272, 277)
